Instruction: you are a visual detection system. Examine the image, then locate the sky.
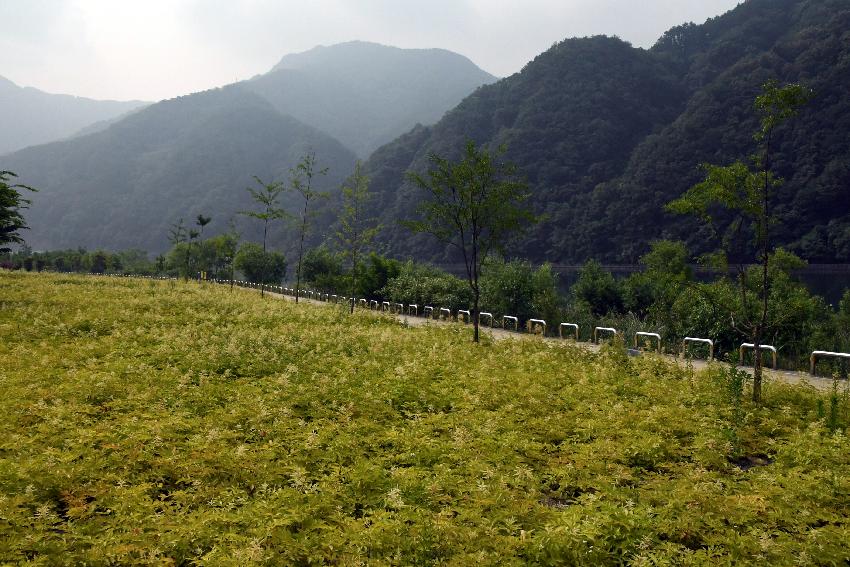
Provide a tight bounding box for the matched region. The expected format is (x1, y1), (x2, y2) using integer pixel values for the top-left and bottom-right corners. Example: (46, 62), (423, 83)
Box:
(2, 0), (742, 102)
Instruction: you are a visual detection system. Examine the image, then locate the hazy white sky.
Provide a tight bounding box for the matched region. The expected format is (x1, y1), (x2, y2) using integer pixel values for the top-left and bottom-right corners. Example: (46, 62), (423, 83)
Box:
(2, 0), (741, 102)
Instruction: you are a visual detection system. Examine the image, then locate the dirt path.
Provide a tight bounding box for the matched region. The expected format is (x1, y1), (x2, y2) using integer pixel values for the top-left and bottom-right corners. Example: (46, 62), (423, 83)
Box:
(255, 286), (842, 393)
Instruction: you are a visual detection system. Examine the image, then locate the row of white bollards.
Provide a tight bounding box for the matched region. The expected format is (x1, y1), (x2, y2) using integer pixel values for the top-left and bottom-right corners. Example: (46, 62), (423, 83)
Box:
(74, 274), (850, 375)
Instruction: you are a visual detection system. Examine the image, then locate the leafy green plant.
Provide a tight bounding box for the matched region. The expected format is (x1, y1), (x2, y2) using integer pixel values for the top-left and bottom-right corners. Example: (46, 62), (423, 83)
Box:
(1, 272), (849, 564)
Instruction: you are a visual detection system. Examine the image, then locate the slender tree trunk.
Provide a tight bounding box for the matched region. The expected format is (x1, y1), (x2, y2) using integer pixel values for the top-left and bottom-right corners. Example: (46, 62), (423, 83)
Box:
(471, 234), (480, 344)
(753, 129), (773, 403)
(261, 219), (268, 298)
(473, 286), (480, 343)
(349, 254), (358, 315)
(296, 200), (308, 304)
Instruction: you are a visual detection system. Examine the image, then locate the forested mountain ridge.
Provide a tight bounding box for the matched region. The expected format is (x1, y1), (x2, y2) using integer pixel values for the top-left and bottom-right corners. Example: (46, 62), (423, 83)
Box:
(244, 41), (496, 157)
(5, 86), (356, 253)
(0, 76), (147, 155)
(2, 42), (495, 253)
(362, 0), (850, 263)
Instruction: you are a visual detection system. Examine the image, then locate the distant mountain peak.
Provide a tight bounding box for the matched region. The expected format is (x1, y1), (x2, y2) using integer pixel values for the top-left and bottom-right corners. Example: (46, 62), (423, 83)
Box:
(0, 76), (149, 155)
(270, 41), (493, 78)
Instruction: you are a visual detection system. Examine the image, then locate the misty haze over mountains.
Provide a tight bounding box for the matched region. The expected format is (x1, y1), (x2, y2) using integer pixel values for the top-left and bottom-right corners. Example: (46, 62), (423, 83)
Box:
(3, 41), (495, 253)
(0, 76), (147, 155)
(3, 0), (850, 264)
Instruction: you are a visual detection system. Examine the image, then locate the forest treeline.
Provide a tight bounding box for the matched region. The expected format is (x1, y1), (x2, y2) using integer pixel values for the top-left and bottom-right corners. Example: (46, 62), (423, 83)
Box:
(7, 241), (850, 374)
(362, 0), (850, 264)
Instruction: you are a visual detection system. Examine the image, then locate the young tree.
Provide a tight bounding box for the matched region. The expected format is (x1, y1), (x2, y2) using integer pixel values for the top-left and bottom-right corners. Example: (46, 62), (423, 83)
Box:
(239, 176), (288, 297)
(336, 161), (380, 313)
(167, 218), (189, 281)
(290, 152), (329, 304)
(187, 228), (200, 280)
(404, 141), (534, 343)
(0, 171), (37, 254)
(667, 80), (811, 403)
(220, 219), (241, 292)
(196, 214), (212, 236)
(194, 214), (212, 280)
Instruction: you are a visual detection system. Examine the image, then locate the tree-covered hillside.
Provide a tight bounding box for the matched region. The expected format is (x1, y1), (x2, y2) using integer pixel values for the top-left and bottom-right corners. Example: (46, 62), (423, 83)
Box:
(245, 41), (496, 157)
(0, 76), (147, 156)
(4, 86), (356, 253)
(363, 0), (850, 264)
(2, 42), (495, 253)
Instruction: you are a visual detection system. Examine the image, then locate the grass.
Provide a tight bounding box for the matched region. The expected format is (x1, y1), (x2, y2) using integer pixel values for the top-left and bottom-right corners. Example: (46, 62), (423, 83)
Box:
(0, 271), (848, 565)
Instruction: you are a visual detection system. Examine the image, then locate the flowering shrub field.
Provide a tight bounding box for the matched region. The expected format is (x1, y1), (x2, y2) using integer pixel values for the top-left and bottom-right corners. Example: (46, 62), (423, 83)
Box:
(1, 272), (848, 564)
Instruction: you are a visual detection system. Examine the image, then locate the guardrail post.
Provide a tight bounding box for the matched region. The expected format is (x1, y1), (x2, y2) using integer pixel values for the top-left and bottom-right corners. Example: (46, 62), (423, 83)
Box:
(594, 327), (617, 344)
(810, 350), (850, 375)
(502, 316), (518, 332)
(559, 323), (579, 340)
(739, 343), (777, 369)
(682, 337), (714, 361)
(528, 319), (546, 336)
(634, 332), (662, 353)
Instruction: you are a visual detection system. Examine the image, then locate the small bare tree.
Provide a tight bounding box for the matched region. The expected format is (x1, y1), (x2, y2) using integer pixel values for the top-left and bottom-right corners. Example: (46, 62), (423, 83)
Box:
(336, 161), (380, 313)
(239, 176), (288, 297)
(290, 152), (328, 304)
(167, 218), (189, 281)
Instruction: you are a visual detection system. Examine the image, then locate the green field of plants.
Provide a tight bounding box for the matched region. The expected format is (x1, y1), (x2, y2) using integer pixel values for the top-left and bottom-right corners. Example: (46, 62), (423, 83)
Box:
(1, 272), (849, 565)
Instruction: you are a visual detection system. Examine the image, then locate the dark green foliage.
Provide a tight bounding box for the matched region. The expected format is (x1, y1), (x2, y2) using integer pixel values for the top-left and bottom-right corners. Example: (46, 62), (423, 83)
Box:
(290, 152), (329, 303)
(382, 261), (472, 311)
(622, 240), (691, 319)
(352, 253), (402, 300)
(0, 171), (36, 254)
(479, 258), (560, 326)
(362, 0), (850, 264)
(5, 247), (156, 275)
(234, 243), (287, 284)
(302, 246), (345, 292)
(571, 260), (624, 317)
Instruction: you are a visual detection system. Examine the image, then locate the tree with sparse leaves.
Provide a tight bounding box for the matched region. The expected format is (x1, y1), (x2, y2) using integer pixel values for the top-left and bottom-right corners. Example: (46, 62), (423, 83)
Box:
(290, 152), (328, 304)
(668, 80), (812, 403)
(336, 161), (380, 313)
(404, 141), (534, 343)
(239, 176), (288, 298)
(167, 218), (190, 281)
(0, 171), (36, 254)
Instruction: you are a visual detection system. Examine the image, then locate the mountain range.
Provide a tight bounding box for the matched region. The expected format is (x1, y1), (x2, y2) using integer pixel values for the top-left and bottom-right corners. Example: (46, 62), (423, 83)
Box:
(363, 0), (850, 263)
(0, 76), (148, 156)
(4, 0), (850, 264)
(3, 42), (495, 253)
